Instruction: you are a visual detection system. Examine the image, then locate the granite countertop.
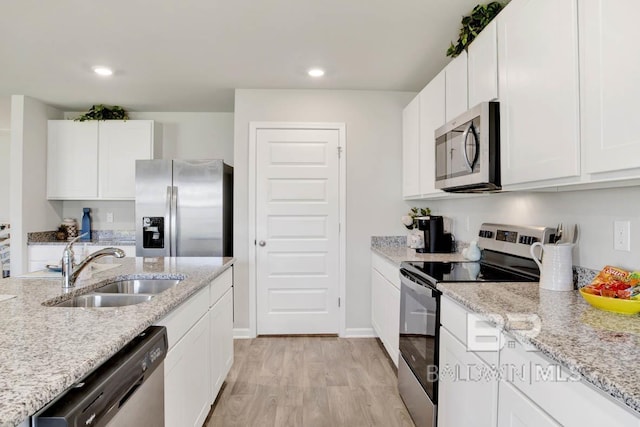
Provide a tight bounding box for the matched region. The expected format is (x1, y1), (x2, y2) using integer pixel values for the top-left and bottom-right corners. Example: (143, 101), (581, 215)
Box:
(372, 244), (640, 416)
(438, 282), (640, 416)
(371, 245), (467, 265)
(27, 239), (136, 246)
(0, 256), (234, 426)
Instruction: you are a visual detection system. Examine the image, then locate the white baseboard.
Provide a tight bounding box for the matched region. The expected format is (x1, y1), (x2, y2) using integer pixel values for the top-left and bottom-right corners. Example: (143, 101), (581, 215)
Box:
(232, 328), (253, 339)
(233, 327), (376, 339)
(343, 327), (377, 338)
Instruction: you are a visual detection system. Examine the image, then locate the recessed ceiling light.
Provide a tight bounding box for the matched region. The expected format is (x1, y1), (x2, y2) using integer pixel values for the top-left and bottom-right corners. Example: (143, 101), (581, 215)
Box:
(308, 68), (325, 77)
(92, 66), (113, 76)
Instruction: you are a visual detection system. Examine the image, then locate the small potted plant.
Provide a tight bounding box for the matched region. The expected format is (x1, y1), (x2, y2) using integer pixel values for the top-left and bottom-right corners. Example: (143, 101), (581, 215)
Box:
(56, 225), (68, 241)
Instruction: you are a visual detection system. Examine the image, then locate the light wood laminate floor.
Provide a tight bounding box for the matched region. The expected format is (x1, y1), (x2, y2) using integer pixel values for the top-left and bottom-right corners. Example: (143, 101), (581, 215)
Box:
(206, 337), (415, 427)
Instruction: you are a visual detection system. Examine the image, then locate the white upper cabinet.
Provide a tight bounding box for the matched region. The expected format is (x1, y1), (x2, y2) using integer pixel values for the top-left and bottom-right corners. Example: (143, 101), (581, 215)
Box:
(468, 20), (498, 107)
(445, 50), (468, 121)
(98, 120), (155, 199)
(418, 70), (446, 197)
(498, 0), (580, 186)
(47, 121), (99, 199)
(581, 0), (640, 176)
(48, 120), (159, 200)
(402, 95), (421, 199)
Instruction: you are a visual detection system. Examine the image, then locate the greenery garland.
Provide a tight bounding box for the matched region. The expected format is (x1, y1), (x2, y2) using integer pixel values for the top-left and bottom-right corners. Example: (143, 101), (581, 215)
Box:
(74, 104), (129, 121)
(446, 2), (506, 58)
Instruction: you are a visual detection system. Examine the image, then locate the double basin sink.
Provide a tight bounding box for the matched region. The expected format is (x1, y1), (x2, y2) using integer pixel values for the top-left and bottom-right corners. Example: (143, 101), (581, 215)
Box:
(53, 279), (182, 308)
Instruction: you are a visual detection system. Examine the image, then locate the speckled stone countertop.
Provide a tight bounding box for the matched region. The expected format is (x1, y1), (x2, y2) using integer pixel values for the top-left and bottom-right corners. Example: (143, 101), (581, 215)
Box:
(27, 239), (135, 246)
(373, 243), (639, 416)
(438, 282), (640, 416)
(371, 245), (467, 265)
(0, 256), (233, 427)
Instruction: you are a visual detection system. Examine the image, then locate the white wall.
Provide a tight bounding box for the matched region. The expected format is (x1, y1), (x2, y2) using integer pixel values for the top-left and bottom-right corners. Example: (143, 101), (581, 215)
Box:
(61, 112), (234, 230)
(234, 89), (415, 334)
(429, 187), (640, 271)
(10, 95), (63, 275)
(0, 131), (9, 223)
(0, 96), (11, 223)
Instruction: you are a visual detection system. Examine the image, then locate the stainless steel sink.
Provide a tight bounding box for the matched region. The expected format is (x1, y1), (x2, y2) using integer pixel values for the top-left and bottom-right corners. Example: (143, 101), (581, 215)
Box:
(95, 279), (182, 295)
(54, 294), (154, 308)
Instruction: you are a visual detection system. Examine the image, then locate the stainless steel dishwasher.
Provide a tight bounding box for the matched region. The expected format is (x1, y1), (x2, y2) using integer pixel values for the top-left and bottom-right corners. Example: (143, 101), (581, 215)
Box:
(32, 326), (167, 427)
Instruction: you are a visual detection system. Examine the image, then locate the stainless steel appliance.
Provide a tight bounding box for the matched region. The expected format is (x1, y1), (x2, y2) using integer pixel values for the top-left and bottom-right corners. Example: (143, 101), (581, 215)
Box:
(435, 102), (500, 192)
(415, 216), (454, 254)
(398, 223), (555, 427)
(135, 159), (233, 257)
(33, 326), (168, 427)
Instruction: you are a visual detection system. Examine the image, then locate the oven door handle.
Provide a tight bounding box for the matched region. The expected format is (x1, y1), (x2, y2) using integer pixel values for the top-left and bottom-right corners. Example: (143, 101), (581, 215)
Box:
(400, 271), (437, 297)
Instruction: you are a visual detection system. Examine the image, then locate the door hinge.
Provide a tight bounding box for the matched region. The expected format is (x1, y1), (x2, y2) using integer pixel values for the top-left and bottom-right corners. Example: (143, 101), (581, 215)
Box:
(254, 239), (256, 246)
(338, 297), (341, 308)
(337, 146), (343, 158)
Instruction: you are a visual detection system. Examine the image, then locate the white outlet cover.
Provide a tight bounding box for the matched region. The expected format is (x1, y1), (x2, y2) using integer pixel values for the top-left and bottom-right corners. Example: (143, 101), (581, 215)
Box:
(614, 220), (631, 251)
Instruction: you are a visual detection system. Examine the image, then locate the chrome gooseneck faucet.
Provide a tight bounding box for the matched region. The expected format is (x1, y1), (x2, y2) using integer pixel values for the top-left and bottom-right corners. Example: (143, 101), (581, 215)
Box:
(61, 234), (125, 288)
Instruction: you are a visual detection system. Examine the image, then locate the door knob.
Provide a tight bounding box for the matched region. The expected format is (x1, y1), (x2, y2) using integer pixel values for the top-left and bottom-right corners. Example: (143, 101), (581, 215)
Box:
(258, 240), (266, 247)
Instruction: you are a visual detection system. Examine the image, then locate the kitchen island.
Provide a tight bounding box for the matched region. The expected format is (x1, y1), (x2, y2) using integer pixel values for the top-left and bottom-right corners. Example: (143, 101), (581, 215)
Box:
(0, 256), (233, 427)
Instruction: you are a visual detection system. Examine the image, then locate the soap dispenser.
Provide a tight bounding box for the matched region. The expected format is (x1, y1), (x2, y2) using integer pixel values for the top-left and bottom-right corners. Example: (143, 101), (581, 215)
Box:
(80, 208), (91, 241)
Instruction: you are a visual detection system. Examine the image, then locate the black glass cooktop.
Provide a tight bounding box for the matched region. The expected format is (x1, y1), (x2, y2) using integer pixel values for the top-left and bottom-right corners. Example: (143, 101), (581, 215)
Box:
(402, 260), (538, 284)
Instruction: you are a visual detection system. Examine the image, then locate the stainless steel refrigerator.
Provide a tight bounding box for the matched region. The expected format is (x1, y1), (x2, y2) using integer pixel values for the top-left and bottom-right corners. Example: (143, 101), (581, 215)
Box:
(135, 159), (233, 257)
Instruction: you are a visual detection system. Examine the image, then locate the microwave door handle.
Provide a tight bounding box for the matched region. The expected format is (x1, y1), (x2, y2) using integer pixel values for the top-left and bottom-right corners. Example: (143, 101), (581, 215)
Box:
(462, 123), (479, 172)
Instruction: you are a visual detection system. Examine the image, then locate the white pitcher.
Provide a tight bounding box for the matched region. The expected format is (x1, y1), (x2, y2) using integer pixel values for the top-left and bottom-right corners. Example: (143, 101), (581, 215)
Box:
(530, 242), (574, 291)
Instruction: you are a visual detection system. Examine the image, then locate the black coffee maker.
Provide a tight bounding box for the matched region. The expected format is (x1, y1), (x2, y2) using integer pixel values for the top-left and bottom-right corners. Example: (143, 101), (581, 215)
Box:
(415, 216), (454, 253)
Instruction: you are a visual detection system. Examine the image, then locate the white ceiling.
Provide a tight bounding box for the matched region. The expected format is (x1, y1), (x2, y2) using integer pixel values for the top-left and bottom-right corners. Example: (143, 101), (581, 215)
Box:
(0, 0), (480, 112)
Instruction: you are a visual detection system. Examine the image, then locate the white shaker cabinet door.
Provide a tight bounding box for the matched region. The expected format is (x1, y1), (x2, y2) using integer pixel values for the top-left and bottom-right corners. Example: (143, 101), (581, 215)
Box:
(581, 0), (640, 176)
(164, 312), (211, 427)
(498, 0), (580, 186)
(468, 20), (498, 107)
(47, 121), (99, 199)
(418, 70), (446, 197)
(402, 95), (421, 199)
(98, 120), (154, 199)
(438, 327), (498, 427)
(210, 287), (234, 402)
(497, 381), (560, 427)
(445, 51), (468, 121)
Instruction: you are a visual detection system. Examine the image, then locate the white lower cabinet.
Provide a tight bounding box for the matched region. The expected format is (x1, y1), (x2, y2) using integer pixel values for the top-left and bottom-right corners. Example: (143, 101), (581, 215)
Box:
(439, 297), (499, 427)
(210, 287), (234, 401)
(498, 381), (560, 427)
(371, 252), (400, 366)
(500, 335), (639, 427)
(27, 244), (135, 272)
(164, 311), (211, 427)
(156, 267), (234, 427)
(438, 327), (498, 427)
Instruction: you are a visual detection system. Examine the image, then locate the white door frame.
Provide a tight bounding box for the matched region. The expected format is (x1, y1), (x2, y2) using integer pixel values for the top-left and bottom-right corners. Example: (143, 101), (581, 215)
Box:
(248, 122), (346, 337)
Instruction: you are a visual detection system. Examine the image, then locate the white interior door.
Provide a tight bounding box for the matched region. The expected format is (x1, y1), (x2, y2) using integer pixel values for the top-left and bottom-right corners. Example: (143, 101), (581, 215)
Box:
(256, 127), (341, 334)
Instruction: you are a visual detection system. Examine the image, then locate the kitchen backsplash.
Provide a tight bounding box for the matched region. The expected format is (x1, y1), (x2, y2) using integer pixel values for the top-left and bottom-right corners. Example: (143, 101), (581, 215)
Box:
(28, 229), (135, 243)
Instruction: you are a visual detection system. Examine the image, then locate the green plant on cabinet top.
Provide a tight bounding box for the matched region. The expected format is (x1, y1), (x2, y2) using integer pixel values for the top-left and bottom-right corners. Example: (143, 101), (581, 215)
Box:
(447, 1), (506, 58)
(74, 104), (129, 122)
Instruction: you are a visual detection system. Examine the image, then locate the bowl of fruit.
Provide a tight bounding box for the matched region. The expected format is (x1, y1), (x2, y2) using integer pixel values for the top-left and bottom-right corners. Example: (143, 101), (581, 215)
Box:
(579, 266), (640, 315)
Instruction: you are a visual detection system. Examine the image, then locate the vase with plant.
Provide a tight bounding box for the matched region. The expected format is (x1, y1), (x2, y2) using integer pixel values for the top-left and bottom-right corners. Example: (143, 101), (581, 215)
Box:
(446, 2), (506, 58)
(401, 207), (432, 230)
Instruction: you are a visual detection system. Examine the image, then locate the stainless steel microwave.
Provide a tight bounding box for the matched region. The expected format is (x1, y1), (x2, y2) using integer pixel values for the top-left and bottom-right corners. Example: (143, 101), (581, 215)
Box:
(434, 101), (500, 192)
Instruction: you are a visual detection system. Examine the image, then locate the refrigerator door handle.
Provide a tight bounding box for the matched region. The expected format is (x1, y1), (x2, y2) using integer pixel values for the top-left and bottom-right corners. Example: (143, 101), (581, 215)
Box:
(170, 186), (178, 256)
(165, 186), (172, 256)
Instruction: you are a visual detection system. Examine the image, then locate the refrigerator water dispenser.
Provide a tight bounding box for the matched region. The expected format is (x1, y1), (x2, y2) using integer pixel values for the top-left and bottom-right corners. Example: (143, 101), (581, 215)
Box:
(142, 217), (164, 249)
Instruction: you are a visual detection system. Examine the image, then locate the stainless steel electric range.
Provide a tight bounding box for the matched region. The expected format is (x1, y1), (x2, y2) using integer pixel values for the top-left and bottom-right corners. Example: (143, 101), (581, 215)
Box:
(397, 223), (556, 427)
